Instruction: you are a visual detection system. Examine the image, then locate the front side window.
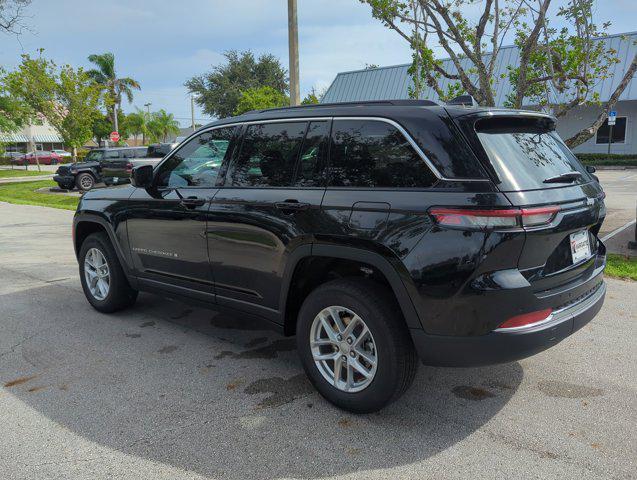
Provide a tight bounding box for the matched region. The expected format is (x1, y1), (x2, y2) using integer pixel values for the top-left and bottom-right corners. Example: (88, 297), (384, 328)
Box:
(155, 127), (235, 188)
(84, 150), (105, 162)
(227, 122), (306, 187)
(596, 117), (627, 144)
(329, 120), (437, 188)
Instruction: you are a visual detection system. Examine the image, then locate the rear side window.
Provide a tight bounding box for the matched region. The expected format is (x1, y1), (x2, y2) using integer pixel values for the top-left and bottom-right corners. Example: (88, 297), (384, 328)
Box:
(228, 122), (306, 187)
(329, 119), (437, 188)
(475, 117), (591, 191)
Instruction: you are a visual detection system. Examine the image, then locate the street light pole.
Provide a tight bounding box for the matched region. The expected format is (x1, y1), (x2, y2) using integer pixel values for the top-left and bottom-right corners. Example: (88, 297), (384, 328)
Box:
(191, 95), (196, 132)
(288, 0), (300, 106)
(144, 102), (152, 115)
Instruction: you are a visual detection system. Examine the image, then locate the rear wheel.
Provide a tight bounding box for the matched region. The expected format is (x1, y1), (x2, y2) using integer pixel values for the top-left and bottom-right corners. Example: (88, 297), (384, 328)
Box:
(296, 278), (418, 413)
(76, 172), (95, 191)
(79, 232), (138, 313)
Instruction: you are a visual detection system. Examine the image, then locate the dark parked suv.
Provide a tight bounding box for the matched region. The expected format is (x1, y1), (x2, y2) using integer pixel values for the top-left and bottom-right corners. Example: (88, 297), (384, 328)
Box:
(72, 100), (606, 412)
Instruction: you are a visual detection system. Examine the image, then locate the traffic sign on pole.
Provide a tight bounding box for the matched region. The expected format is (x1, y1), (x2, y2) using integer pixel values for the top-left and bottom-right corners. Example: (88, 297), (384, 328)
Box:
(608, 111), (617, 126)
(110, 131), (120, 142)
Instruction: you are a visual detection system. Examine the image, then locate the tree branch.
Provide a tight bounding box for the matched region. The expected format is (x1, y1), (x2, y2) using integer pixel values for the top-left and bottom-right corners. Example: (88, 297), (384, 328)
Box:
(565, 51), (637, 148)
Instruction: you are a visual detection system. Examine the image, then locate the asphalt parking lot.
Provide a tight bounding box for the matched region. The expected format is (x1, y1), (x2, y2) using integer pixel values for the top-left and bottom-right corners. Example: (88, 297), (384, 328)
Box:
(0, 171), (636, 480)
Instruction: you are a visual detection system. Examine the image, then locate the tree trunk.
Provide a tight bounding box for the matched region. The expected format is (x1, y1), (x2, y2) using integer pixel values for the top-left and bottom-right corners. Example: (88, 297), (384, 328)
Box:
(72, 146), (77, 162)
(565, 52), (637, 148)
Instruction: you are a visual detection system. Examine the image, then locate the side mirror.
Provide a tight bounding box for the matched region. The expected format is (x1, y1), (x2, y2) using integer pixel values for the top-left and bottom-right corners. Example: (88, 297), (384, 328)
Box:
(586, 165), (596, 173)
(131, 164), (153, 188)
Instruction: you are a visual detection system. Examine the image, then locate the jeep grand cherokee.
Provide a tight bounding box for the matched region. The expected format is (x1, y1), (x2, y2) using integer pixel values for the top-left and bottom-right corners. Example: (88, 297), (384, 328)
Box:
(71, 100), (606, 412)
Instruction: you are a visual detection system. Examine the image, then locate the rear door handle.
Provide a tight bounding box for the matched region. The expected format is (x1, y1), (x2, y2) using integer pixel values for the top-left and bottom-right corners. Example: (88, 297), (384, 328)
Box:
(180, 196), (206, 209)
(275, 200), (310, 212)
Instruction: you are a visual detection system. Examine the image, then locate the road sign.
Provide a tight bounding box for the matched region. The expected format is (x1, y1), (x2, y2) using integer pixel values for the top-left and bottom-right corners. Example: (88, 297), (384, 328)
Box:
(608, 111), (617, 126)
(110, 131), (120, 142)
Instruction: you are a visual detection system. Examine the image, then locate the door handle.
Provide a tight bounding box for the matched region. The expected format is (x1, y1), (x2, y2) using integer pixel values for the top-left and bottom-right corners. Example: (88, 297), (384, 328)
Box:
(180, 196), (206, 209)
(275, 200), (310, 212)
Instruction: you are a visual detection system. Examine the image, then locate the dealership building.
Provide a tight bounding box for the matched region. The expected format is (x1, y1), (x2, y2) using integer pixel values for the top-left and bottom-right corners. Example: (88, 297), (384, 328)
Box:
(322, 31), (637, 155)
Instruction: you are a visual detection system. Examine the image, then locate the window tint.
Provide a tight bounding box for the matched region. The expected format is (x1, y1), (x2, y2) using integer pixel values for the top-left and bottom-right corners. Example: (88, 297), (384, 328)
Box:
(295, 121), (329, 187)
(476, 118), (590, 191)
(103, 150), (120, 159)
(155, 127), (235, 188)
(329, 120), (437, 188)
(596, 117), (626, 144)
(228, 122), (306, 187)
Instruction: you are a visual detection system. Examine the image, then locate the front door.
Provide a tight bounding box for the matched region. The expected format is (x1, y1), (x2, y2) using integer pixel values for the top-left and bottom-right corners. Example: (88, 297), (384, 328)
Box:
(208, 120), (330, 320)
(126, 126), (239, 301)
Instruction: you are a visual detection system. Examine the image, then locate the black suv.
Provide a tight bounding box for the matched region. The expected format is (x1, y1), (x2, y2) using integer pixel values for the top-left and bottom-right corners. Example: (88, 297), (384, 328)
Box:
(72, 100), (606, 412)
(54, 147), (162, 191)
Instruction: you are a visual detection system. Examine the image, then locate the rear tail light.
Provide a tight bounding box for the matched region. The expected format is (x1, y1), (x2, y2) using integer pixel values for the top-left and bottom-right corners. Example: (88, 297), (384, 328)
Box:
(497, 308), (553, 330)
(126, 162), (133, 173)
(429, 206), (559, 230)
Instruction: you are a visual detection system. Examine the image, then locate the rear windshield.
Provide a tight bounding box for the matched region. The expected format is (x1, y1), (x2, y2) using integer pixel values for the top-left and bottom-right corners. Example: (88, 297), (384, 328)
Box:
(475, 117), (591, 191)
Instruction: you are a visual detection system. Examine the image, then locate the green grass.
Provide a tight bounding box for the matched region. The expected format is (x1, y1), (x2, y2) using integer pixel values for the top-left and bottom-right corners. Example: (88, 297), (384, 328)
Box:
(0, 180), (79, 211)
(0, 169), (52, 178)
(606, 254), (637, 281)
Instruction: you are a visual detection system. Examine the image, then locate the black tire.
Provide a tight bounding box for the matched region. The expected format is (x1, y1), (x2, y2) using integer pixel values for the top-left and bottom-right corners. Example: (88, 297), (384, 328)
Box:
(51, 159), (58, 165)
(296, 278), (418, 413)
(76, 172), (95, 191)
(79, 232), (138, 313)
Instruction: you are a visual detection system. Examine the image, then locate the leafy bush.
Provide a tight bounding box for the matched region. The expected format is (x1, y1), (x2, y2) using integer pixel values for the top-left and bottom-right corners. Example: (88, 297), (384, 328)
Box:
(575, 153), (637, 166)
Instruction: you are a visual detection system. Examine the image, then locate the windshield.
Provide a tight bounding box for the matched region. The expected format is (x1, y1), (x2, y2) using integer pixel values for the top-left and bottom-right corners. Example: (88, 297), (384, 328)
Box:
(476, 118), (591, 191)
(84, 150), (104, 162)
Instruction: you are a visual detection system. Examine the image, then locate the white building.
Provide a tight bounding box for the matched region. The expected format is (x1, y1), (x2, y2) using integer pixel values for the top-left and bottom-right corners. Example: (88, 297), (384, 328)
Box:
(0, 120), (64, 153)
(322, 31), (637, 155)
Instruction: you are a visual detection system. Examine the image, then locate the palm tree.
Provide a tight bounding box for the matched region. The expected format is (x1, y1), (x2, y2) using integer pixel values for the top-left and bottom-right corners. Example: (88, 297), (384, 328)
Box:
(86, 52), (140, 131)
(150, 109), (180, 142)
(125, 109), (151, 144)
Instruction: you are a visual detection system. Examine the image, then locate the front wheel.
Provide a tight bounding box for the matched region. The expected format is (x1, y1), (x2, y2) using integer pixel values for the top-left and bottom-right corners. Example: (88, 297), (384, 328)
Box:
(79, 232), (138, 313)
(76, 172), (95, 191)
(296, 278), (418, 413)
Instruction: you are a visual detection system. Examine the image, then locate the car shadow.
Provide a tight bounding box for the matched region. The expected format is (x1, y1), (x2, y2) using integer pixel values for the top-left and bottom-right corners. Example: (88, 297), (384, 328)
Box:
(3, 289), (524, 480)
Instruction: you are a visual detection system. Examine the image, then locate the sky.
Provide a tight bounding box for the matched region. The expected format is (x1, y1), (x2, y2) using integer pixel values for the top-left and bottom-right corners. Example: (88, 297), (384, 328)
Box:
(1, 0), (636, 126)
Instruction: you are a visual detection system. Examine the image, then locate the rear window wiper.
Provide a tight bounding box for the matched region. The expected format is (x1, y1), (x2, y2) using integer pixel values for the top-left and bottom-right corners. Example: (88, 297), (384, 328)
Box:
(543, 171), (583, 184)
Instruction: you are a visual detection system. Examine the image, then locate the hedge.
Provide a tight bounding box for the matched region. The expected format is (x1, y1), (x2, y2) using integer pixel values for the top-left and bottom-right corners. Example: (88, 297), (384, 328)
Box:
(575, 153), (637, 167)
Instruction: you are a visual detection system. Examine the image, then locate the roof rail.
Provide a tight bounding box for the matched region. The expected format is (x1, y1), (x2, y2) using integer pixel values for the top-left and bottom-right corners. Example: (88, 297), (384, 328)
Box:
(259, 99), (439, 113)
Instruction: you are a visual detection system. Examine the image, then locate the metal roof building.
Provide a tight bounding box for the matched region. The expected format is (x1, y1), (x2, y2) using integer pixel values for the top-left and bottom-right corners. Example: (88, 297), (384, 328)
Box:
(322, 32), (637, 155)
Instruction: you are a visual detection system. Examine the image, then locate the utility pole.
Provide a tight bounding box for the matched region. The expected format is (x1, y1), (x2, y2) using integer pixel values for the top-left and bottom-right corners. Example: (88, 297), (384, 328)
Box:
(288, 0), (300, 106)
(191, 95), (196, 132)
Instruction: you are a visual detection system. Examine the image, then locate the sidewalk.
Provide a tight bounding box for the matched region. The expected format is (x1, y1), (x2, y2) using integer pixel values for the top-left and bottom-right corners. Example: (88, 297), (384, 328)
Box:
(0, 174), (54, 184)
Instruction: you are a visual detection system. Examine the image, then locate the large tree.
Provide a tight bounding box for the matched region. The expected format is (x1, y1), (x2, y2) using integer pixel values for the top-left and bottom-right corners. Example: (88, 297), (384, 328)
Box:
(186, 50), (288, 119)
(86, 52), (140, 132)
(361, 0), (635, 147)
(0, 0), (31, 36)
(6, 54), (102, 161)
(234, 86), (289, 115)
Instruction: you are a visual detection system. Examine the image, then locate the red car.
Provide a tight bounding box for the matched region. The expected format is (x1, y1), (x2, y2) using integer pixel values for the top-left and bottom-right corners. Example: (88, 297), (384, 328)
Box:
(20, 151), (63, 165)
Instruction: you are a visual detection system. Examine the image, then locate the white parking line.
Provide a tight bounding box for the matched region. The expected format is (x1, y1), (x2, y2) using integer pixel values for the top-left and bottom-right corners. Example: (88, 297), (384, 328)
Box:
(601, 219), (637, 242)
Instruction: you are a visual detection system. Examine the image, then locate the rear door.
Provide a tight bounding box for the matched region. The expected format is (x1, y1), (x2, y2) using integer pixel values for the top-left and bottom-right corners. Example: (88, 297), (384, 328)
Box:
(207, 120), (330, 321)
(461, 114), (606, 290)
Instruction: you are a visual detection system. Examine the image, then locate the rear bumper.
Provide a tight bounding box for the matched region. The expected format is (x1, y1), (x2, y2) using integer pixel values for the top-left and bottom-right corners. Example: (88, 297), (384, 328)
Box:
(411, 279), (606, 367)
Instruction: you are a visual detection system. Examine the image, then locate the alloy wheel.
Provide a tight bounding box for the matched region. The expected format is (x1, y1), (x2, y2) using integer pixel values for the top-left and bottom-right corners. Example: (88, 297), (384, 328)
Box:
(309, 306), (378, 393)
(84, 247), (110, 300)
